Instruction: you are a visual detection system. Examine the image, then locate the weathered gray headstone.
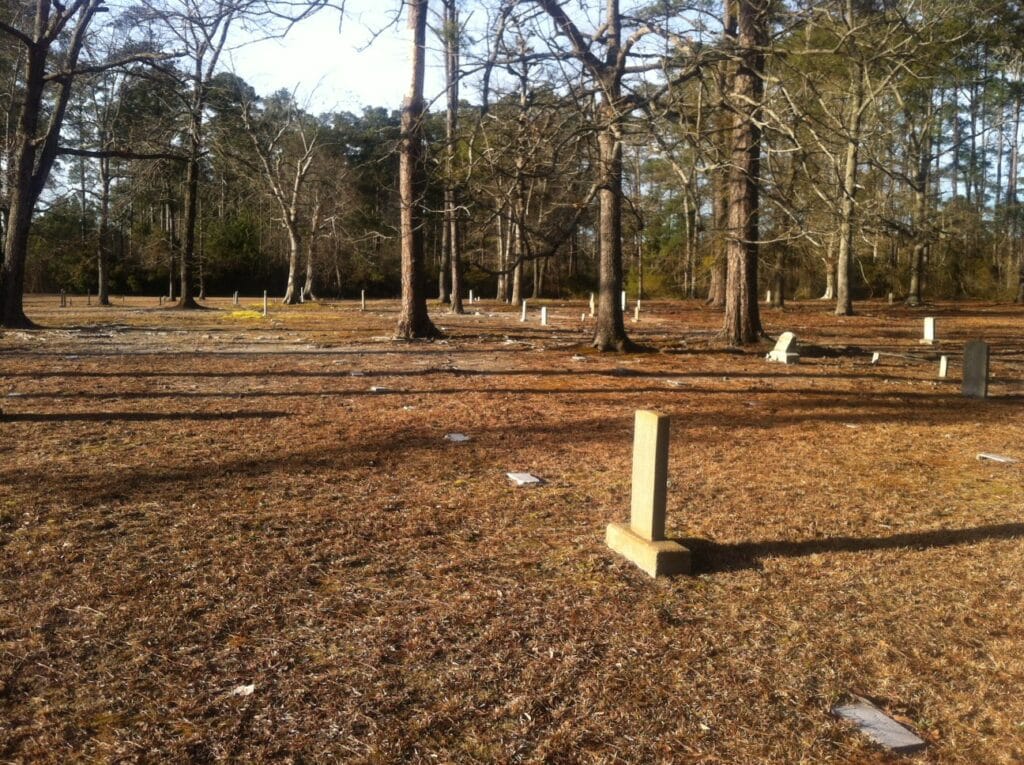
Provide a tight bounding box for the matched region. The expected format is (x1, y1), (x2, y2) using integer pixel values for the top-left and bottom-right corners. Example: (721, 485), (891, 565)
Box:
(233, 291), (239, 306)
(962, 339), (989, 399)
(766, 331), (799, 364)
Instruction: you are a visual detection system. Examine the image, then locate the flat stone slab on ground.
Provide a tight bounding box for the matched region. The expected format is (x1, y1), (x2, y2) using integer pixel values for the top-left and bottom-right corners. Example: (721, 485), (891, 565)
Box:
(445, 433), (471, 443)
(507, 472), (543, 486)
(977, 452), (1018, 464)
(832, 698), (926, 754)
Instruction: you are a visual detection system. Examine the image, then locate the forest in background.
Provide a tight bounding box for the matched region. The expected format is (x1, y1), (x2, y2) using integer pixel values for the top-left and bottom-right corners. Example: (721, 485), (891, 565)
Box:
(2, 0), (1024, 336)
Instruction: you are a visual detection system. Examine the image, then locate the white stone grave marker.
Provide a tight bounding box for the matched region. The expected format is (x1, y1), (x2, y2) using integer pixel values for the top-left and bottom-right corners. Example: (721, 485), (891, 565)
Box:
(938, 355), (948, 378)
(540, 307), (548, 326)
(766, 331), (799, 364)
(920, 317), (936, 345)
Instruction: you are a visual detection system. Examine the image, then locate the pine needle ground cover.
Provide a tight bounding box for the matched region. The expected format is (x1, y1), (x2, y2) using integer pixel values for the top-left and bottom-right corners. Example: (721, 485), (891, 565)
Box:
(2, 296), (1023, 763)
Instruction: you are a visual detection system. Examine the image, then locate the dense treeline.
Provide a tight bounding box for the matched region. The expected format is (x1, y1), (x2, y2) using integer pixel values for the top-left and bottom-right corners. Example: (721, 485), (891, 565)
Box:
(1, 0), (1022, 345)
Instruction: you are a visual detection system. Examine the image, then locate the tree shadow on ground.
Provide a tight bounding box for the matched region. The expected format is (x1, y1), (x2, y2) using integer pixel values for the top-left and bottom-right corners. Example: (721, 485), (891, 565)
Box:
(1, 410), (285, 423)
(678, 522), (1024, 574)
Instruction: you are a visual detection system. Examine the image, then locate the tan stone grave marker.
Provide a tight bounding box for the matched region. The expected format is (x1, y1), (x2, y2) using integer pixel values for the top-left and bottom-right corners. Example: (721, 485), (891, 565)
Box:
(606, 410), (691, 577)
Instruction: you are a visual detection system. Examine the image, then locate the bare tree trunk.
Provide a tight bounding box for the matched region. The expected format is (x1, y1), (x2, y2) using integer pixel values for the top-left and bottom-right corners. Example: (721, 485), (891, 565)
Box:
(443, 0), (464, 315)
(495, 216), (507, 301)
(835, 67), (863, 316)
(97, 158), (112, 305)
(721, 0), (765, 344)
(177, 113), (201, 309)
(282, 226), (302, 304)
(510, 222), (523, 306)
(439, 217), (449, 302)
(592, 113), (631, 350)
(303, 200), (319, 301)
(770, 248), (785, 308)
(395, 0), (440, 339)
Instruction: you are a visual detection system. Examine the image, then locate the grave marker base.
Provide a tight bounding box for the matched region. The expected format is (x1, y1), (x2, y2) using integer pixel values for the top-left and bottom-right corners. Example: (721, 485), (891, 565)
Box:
(606, 523), (691, 578)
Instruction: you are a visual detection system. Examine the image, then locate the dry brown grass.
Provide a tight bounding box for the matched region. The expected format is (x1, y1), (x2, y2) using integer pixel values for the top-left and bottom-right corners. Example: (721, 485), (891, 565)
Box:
(2, 294), (1024, 763)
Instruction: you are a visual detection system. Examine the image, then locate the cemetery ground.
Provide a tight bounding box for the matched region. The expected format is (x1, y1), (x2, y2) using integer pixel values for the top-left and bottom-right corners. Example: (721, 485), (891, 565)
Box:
(2, 295), (1024, 764)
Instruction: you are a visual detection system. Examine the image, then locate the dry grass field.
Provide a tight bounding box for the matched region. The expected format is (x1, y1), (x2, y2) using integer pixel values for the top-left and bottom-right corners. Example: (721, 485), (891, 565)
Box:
(2, 294), (1024, 763)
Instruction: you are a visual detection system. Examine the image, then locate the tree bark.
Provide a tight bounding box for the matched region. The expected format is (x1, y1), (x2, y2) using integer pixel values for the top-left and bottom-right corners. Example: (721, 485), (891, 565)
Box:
(721, 0), (765, 345)
(443, 0), (464, 315)
(395, 0), (440, 340)
(97, 157), (112, 305)
(282, 225), (302, 304)
(176, 107), (202, 308)
(835, 65), (863, 316)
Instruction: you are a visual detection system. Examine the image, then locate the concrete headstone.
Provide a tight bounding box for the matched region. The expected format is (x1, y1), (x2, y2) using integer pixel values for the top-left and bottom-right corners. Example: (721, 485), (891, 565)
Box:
(605, 410), (691, 577)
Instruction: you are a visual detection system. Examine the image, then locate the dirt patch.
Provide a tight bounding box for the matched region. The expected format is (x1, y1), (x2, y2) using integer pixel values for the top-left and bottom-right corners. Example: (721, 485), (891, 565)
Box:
(2, 295), (1023, 762)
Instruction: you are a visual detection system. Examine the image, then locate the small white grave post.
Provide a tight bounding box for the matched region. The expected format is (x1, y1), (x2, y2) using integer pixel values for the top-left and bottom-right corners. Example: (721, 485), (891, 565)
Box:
(606, 410), (691, 577)
(589, 292), (595, 317)
(938, 355), (948, 378)
(621, 290), (627, 311)
(520, 300), (527, 322)
(888, 292), (895, 305)
(469, 289), (474, 303)
(634, 304), (640, 322)
(233, 291), (239, 306)
(360, 290), (366, 311)
(263, 291), (268, 317)
(920, 317), (936, 345)
(766, 289), (772, 304)
(540, 306), (548, 326)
